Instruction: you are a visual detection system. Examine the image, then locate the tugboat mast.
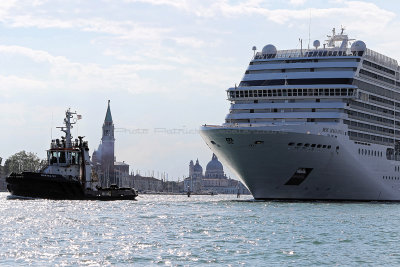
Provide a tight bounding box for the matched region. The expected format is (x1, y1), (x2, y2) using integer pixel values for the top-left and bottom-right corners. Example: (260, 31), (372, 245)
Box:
(57, 109), (77, 149)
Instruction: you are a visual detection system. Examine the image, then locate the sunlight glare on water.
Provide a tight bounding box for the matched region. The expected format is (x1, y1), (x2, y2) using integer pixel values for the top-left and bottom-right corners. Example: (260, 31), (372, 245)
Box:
(1, 192), (400, 266)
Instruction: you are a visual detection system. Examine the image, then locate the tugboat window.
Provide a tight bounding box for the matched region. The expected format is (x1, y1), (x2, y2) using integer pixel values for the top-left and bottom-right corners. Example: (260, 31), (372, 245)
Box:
(59, 152), (66, 164)
(50, 151), (58, 164)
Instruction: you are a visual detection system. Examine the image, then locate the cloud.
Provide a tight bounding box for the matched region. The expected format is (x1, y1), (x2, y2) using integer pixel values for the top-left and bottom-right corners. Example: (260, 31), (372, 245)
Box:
(121, 0), (395, 32)
(0, 45), (70, 64)
(0, 75), (47, 97)
(289, 0), (307, 5)
(0, 45), (173, 95)
(5, 15), (172, 41)
(0, 0), (17, 19)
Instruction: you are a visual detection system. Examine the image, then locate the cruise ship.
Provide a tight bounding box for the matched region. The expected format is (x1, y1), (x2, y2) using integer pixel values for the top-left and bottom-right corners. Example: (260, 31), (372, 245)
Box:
(200, 28), (400, 201)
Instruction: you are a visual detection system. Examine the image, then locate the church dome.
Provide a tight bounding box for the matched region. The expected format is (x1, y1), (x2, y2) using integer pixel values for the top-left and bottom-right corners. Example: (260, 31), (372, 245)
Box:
(206, 154), (223, 172)
(193, 159), (203, 173)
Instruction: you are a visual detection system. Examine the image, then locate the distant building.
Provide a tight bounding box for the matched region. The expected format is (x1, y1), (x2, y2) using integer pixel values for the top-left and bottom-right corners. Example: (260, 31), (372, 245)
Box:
(184, 154), (250, 194)
(115, 161), (130, 188)
(92, 101), (132, 188)
(0, 157), (5, 192)
(187, 159), (203, 193)
(133, 175), (164, 192)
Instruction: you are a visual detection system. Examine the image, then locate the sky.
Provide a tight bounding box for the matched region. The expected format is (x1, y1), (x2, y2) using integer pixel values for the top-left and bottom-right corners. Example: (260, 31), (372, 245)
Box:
(1, 0), (400, 180)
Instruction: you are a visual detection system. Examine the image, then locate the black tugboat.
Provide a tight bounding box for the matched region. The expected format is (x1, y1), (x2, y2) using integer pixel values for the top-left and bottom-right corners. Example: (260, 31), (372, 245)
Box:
(6, 109), (138, 200)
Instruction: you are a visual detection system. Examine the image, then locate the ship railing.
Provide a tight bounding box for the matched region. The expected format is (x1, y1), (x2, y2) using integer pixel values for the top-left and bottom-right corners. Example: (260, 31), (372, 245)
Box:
(253, 48), (399, 69)
(364, 48), (398, 70)
(253, 48), (355, 60)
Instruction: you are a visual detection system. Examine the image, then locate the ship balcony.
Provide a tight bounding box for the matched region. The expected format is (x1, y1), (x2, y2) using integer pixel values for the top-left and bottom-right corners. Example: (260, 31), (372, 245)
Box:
(227, 87), (356, 101)
(225, 111), (344, 121)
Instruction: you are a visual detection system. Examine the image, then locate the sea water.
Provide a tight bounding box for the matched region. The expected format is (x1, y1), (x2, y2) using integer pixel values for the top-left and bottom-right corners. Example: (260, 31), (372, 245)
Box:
(0, 192), (400, 266)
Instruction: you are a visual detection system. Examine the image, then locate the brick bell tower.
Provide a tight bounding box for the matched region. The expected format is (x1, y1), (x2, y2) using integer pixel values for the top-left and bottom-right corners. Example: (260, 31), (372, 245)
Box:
(101, 100), (115, 185)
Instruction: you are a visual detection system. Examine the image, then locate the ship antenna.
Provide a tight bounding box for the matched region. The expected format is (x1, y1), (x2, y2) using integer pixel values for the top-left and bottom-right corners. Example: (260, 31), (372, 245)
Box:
(299, 38), (303, 56)
(57, 108), (77, 149)
(308, 9), (311, 49)
(50, 112), (53, 140)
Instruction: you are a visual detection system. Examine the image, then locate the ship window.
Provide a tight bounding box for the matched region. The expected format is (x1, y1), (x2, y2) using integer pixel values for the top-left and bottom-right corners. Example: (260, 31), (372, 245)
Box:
(50, 151), (58, 164)
(304, 143), (310, 147)
(322, 145), (327, 148)
(71, 152), (79, 165)
(374, 151), (377, 156)
(255, 141), (264, 144)
(358, 148), (360, 154)
(311, 144), (316, 148)
(211, 141), (216, 144)
(59, 152), (66, 163)
(327, 145), (331, 149)
(288, 142), (295, 146)
(297, 143), (303, 146)
(317, 144), (322, 148)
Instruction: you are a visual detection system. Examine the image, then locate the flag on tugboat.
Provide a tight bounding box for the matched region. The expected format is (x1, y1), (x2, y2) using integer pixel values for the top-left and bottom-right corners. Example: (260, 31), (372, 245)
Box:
(77, 115), (82, 120)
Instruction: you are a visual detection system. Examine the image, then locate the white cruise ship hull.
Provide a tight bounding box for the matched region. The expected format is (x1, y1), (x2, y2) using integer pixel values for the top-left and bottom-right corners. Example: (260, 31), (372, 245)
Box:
(200, 125), (400, 201)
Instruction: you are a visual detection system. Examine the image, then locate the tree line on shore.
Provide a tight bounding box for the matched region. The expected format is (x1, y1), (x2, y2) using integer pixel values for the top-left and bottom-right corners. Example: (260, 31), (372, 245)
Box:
(0, 151), (46, 176)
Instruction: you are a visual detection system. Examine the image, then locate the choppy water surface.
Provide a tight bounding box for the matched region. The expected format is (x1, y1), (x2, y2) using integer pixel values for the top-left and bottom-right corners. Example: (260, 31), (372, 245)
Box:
(1, 192), (400, 266)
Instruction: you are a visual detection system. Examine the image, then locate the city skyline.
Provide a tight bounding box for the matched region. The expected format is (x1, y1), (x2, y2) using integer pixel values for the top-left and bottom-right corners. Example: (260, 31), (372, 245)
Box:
(1, 0), (400, 180)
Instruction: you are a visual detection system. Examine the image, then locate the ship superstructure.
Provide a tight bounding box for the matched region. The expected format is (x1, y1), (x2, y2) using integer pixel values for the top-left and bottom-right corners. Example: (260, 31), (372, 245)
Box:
(200, 28), (400, 201)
